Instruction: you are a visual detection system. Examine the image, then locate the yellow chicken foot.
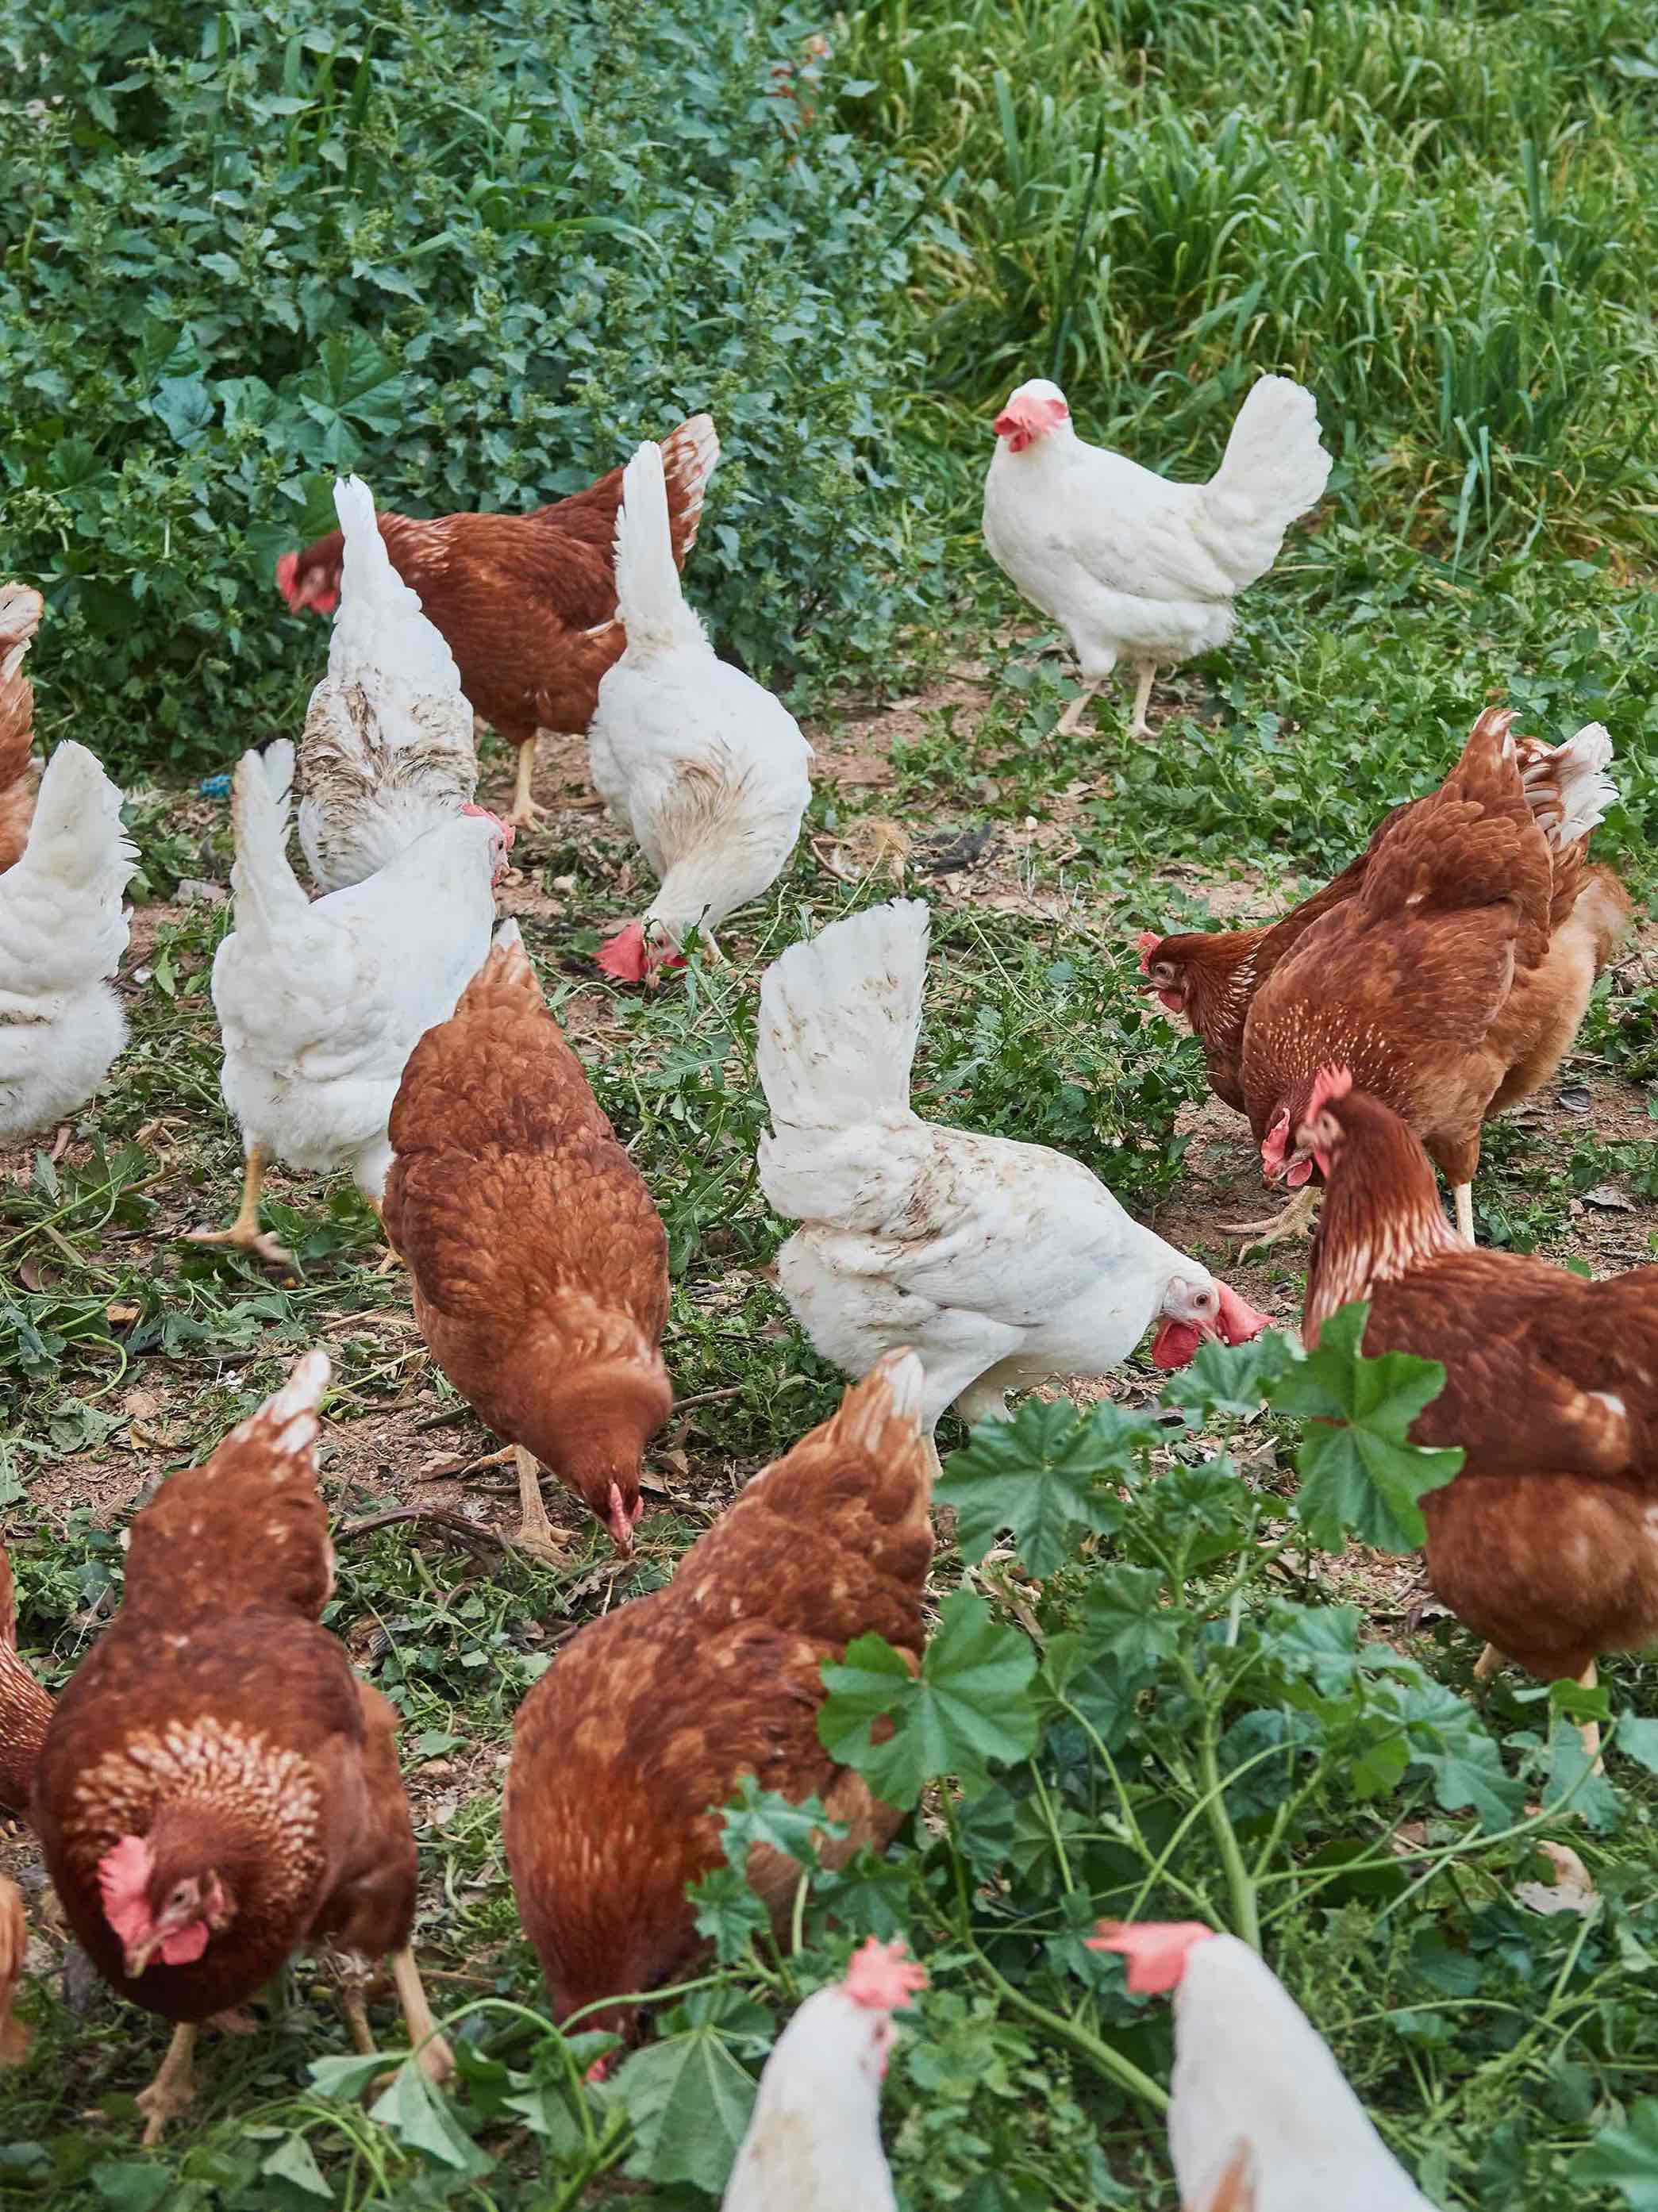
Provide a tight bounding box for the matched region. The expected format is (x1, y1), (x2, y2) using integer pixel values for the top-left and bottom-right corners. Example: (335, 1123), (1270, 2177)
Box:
(1577, 1660), (1603, 1776)
(137, 2022), (198, 2145)
(391, 1947), (454, 2084)
(1127, 661), (1157, 740)
(509, 736), (548, 830)
(1219, 1183), (1322, 1257)
(1472, 1643), (1504, 1683)
(186, 1144), (294, 1268)
(1453, 1183), (1475, 1243)
(514, 1446), (574, 1564)
(1056, 679), (1102, 738)
(366, 1196), (404, 1275)
(334, 1952), (378, 2056)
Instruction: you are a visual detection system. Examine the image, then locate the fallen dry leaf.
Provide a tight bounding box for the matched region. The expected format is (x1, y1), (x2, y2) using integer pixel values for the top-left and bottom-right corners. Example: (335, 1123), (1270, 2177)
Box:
(1514, 1839), (1598, 1917)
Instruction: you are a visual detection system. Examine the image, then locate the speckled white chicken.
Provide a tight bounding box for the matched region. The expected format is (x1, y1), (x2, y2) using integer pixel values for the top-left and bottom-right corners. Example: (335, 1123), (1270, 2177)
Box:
(296, 475), (478, 894)
(588, 439), (812, 981)
(721, 1938), (927, 2212)
(1090, 1922), (1438, 2212)
(194, 742), (507, 1265)
(756, 900), (1267, 1456)
(983, 375), (1331, 739)
(0, 741), (137, 1144)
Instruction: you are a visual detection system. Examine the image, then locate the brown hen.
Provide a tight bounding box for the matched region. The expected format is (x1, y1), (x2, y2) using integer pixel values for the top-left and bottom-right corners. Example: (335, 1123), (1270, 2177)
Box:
(503, 1349), (933, 2041)
(1299, 1077), (1658, 1762)
(0, 583), (44, 874)
(1, 1539), (52, 1817)
(1237, 708), (1626, 1243)
(276, 416), (719, 829)
(383, 922), (671, 1560)
(30, 1352), (450, 2141)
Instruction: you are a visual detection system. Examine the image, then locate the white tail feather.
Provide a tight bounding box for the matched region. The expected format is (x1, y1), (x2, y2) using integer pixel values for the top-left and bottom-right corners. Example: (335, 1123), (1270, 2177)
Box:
(229, 742), (309, 949)
(757, 900), (929, 1136)
(1199, 376), (1332, 589)
(613, 440), (706, 656)
(329, 475), (463, 698)
(1520, 721), (1617, 849)
(0, 741), (134, 988)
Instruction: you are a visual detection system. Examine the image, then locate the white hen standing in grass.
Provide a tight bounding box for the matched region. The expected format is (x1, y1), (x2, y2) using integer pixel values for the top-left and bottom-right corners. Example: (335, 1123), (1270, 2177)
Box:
(1090, 1923), (1438, 2212)
(756, 900), (1268, 1468)
(0, 741), (137, 1144)
(588, 439), (812, 982)
(193, 742), (509, 1266)
(721, 1938), (926, 2212)
(983, 375), (1331, 740)
(296, 474), (479, 894)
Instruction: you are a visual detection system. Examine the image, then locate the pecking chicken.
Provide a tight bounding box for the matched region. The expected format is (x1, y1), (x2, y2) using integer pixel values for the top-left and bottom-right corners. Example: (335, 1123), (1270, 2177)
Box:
(1090, 1922), (1437, 2210)
(277, 415), (720, 829)
(30, 1352), (451, 2142)
(0, 739), (137, 1145)
(296, 475), (478, 893)
(193, 743), (509, 1266)
(756, 899), (1267, 1465)
(1137, 716), (1625, 1134)
(503, 1351), (932, 2040)
(1236, 709), (1626, 1244)
(590, 440), (812, 981)
(721, 1936), (928, 2212)
(1298, 1072), (1658, 1763)
(983, 375), (1330, 739)
(383, 921), (671, 1560)
(0, 583), (44, 873)
(1, 1538), (52, 1816)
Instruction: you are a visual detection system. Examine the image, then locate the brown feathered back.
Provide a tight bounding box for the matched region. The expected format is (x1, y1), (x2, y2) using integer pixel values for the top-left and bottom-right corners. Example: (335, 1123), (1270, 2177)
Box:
(503, 1351), (933, 2037)
(0, 1542), (52, 1816)
(384, 925), (671, 1536)
(0, 583), (43, 874)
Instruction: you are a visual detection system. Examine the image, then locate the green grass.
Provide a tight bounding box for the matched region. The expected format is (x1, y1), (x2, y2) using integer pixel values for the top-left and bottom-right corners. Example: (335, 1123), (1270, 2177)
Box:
(4, 0), (1658, 2206)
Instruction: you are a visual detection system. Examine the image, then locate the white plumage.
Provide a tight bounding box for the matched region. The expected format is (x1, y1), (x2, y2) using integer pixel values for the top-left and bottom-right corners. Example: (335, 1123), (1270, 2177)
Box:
(589, 439), (812, 960)
(756, 899), (1259, 1430)
(205, 742), (502, 1256)
(983, 375), (1331, 736)
(0, 741), (136, 1141)
(1517, 720), (1616, 851)
(1166, 1934), (1438, 2212)
(297, 474), (477, 893)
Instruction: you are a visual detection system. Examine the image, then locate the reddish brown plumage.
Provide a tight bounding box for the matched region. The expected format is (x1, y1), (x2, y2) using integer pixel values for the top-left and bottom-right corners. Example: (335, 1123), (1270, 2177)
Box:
(29, 1356), (425, 2030)
(1238, 709), (1627, 1189)
(0, 583), (44, 874)
(0, 1874), (26, 2063)
(0, 1541), (52, 1817)
(1301, 1087), (1658, 1683)
(502, 1352), (933, 2039)
(279, 416), (719, 747)
(383, 925), (671, 1548)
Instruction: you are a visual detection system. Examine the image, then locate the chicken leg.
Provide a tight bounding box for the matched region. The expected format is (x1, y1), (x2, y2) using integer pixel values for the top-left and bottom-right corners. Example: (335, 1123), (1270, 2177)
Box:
(1219, 1183), (1321, 1256)
(187, 1144), (294, 1268)
(1127, 661), (1157, 741)
(1453, 1183), (1475, 1244)
(509, 735), (547, 831)
(514, 1446), (573, 1564)
(1576, 1660), (1602, 1775)
(136, 2022), (198, 2145)
(1056, 679), (1102, 737)
(391, 1946), (454, 2083)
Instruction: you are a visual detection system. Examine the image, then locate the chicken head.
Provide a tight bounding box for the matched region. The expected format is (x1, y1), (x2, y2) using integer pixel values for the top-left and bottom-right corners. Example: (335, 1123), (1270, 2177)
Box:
(1150, 1278), (1269, 1370)
(99, 1830), (235, 1979)
(992, 379), (1072, 454)
(275, 548), (340, 616)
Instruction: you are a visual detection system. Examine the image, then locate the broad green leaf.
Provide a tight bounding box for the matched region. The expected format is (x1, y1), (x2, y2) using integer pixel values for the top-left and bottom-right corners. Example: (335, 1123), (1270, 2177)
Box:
(1160, 1329), (1298, 1421)
(151, 374), (214, 446)
(1544, 1715), (1621, 1833)
(715, 1777), (842, 1872)
(689, 1863), (771, 1963)
(1573, 2101), (1658, 2208)
(1614, 1715), (1658, 1774)
(1274, 1302), (1463, 1552)
(306, 2053), (387, 2099)
(819, 1593), (1040, 1807)
(260, 2137), (333, 2200)
(1078, 1564), (1182, 1670)
(90, 2168), (172, 2212)
(368, 2063), (489, 2173)
(937, 1398), (1152, 1575)
(614, 2027), (757, 2195)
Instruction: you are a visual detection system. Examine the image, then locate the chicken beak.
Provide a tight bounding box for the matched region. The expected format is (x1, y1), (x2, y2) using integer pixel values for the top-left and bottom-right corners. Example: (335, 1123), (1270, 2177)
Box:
(605, 1484), (635, 1556)
(123, 1936), (160, 1979)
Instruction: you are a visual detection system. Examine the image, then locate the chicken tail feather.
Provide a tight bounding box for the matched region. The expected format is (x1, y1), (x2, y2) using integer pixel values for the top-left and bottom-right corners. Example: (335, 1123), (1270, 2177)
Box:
(329, 475), (464, 701)
(229, 741), (309, 946)
(1516, 720), (1617, 852)
(0, 741), (136, 996)
(1201, 375), (1333, 587)
(613, 440), (706, 656)
(756, 898), (929, 1140)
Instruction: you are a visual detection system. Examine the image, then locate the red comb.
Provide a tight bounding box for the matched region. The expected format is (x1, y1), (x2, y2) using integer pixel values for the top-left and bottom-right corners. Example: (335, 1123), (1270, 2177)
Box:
(1304, 1065), (1352, 1122)
(598, 920), (650, 983)
(1087, 1920), (1215, 1994)
(1135, 929), (1161, 975)
(843, 1936), (928, 2012)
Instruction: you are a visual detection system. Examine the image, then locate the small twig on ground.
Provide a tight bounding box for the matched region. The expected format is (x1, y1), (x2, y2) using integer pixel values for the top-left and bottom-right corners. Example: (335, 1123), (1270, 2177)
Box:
(336, 1506), (521, 1557)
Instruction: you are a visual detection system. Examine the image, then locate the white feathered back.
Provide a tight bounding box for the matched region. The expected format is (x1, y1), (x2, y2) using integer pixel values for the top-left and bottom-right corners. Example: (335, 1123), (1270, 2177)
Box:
(0, 741), (134, 993)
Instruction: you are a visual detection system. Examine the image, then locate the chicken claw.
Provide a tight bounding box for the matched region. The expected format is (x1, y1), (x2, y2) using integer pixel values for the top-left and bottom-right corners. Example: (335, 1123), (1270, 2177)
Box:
(136, 2022), (198, 2145)
(514, 1446), (574, 1564)
(1220, 1183), (1321, 1256)
(508, 737), (548, 831)
(187, 1144), (294, 1268)
(1055, 679), (1101, 738)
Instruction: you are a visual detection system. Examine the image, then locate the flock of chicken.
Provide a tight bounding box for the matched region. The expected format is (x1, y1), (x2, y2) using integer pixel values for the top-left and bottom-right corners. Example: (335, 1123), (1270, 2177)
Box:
(0, 371), (1652, 2207)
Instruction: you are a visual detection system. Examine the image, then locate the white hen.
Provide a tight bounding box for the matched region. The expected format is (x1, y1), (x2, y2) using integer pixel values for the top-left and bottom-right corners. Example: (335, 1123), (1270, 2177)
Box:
(588, 438), (812, 981)
(0, 741), (136, 1144)
(721, 1937), (926, 2212)
(1090, 1923), (1438, 2212)
(983, 375), (1331, 739)
(194, 742), (506, 1265)
(756, 900), (1267, 1457)
(297, 474), (478, 893)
